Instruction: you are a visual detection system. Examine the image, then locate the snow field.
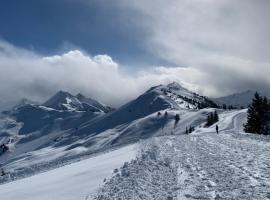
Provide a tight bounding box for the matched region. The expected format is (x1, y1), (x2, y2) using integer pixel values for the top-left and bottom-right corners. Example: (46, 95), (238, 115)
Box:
(0, 144), (137, 200)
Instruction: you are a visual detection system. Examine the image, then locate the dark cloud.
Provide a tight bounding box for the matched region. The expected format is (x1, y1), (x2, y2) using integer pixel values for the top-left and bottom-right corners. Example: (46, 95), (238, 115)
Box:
(112, 0), (270, 96)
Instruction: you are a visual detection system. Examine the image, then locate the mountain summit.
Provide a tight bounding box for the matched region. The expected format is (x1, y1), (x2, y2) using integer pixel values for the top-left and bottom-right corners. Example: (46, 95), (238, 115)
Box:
(147, 82), (218, 110)
(43, 91), (113, 113)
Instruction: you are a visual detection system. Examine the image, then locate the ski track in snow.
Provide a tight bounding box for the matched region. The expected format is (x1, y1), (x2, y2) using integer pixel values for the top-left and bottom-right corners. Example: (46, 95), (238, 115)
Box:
(95, 110), (270, 200)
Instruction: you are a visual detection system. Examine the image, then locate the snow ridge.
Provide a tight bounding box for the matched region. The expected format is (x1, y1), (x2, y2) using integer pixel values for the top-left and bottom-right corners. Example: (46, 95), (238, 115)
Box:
(94, 138), (178, 200)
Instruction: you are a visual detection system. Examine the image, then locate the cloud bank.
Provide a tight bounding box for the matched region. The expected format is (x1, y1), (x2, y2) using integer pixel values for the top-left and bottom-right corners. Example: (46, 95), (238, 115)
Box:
(0, 40), (189, 110)
(112, 0), (270, 94)
(0, 36), (270, 111)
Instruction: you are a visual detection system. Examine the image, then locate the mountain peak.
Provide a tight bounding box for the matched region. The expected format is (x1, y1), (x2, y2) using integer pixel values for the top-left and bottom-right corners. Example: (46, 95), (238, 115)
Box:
(76, 93), (85, 99)
(42, 91), (81, 111)
(167, 81), (182, 88)
(147, 82), (218, 110)
(54, 90), (73, 98)
(42, 91), (113, 112)
(166, 81), (191, 92)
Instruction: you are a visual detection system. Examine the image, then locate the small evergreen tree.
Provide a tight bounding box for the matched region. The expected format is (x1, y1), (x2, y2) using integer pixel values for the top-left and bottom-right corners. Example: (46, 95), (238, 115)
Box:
(165, 111), (168, 117)
(244, 92), (270, 134)
(174, 114), (180, 128)
(214, 111), (219, 122)
(174, 114), (180, 122)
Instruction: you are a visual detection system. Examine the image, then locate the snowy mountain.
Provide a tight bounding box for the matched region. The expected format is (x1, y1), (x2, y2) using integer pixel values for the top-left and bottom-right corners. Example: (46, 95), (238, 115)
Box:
(0, 92), (116, 180)
(158, 82), (219, 109)
(212, 90), (256, 108)
(75, 82), (218, 135)
(0, 82), (218, 184)
(43, 91), (113, 113)
(3, 82), (270, 200)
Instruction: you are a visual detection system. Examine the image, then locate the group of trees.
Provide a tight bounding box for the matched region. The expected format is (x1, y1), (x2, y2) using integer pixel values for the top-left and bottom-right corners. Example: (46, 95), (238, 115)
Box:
(244, 92), (270, 135)
(205, 111), (219, 127)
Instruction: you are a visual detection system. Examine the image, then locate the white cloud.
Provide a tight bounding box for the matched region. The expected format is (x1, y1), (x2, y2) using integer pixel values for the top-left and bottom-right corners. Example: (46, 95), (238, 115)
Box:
(0, 41), (185, 110)
(1, 36), (270, 111)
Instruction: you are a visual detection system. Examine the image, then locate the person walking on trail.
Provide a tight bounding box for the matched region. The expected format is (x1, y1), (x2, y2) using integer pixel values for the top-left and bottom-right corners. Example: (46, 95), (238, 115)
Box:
(216, 125), (219, 134)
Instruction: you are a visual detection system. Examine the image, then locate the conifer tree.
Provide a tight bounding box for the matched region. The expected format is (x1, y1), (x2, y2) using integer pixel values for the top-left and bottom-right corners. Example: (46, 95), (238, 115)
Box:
(174, 114), (180, 122)
(205, 110), (219, 127)
(244, 92), (270, 134)
(214, 111), (219, 122)
(174, 114), (180, 128)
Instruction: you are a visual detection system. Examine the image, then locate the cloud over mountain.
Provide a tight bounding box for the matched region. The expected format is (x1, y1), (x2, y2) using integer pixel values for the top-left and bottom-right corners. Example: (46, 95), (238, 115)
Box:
(0, 40), (189, 110)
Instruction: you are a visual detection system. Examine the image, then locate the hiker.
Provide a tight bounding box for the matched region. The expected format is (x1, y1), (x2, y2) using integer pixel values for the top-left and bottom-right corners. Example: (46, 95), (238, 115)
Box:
(216, 125), (219, 134)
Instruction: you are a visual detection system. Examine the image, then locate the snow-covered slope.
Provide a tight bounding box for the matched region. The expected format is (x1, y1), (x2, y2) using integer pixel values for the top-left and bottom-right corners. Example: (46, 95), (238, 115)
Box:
(1, 81), (269, 199)
(76, 93), (114, 113)
(0, 144), (137, 200)
(0, 82), (218, 183)
(72, 82), (218, 139)
(152, 82), (219, 110)
(0, 109), (258, 200)
(0, 92), (115, 181)
(94, 109), (270, 200)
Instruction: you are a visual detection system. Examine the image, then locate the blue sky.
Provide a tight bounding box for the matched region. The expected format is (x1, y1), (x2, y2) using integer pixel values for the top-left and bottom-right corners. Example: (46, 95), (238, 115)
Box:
(0, 0), (270, 109)
(0, 0), (165, 67)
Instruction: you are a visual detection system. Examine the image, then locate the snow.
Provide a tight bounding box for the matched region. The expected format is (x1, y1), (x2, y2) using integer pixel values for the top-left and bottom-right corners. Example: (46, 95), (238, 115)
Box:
(0, 82), (212, 183)
(0, 144), (137, 200)
(93, 109), (270, 199)
(1, 83), (270, 200)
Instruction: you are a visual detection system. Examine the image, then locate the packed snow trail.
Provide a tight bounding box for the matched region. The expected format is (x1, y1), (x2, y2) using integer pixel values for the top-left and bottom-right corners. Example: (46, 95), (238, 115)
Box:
(95, 110), (270, 200)
(173, 133), (270, 199)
